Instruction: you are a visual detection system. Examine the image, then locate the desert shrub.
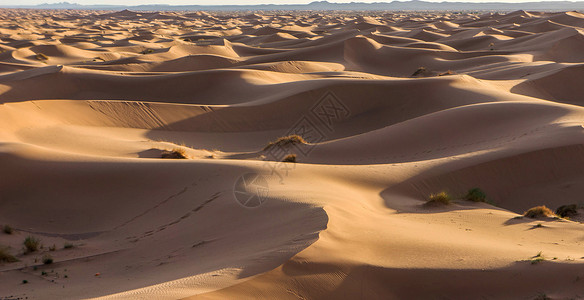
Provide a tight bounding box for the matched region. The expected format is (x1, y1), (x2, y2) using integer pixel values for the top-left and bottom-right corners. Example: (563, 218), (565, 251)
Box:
(426, 192), (451, 206)
(24, 236), (40, 253)
(49, 244), (56, 251)
(0, 247), (18, 263)
(141, 49), (154, 54)
(531, 252), (545, 265)
(35, 53), (49, 61)
(524, 206), (554, 219)
(3, 225), (12, 234)
(63, 243), (74, 249)
(161, 148), (187, 159)
(438, 70), (456, 76)
(464, 188), (486, 202)
(282, 154), (297, 163)
(42, 254), (53, 265)
(556, 204), (578, 218)
(263, 135), (307, 151)
(22, 280), (28, 284)
(411, 67), (429, 77)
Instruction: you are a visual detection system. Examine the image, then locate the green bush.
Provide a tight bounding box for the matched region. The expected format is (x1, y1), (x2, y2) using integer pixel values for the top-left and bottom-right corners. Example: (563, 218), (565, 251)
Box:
(556, 204), (578, 218)
(464, 188), (486, 202)
(3, 225), (12, 234)
(42, 254), (53, 265)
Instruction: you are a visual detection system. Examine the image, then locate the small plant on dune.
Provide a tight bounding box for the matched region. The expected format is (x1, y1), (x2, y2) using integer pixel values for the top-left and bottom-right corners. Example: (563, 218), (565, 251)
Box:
(63, 243), (74, 249)
(426, 191), (451, 206)
(531, 251), (545, 265)
(3, 225), (13, 234)
(35, 53), (49, 61)
(161, 148), (188, 159)
(464, 188), (487, 202)
(23, 236), (40, 253)
(282, 154), (297, 163)
(49, 244), (56, 251)
(0, 247), (18, 263)
(264, 135), (307, 151)
(438, 70), (456, 76)
(411, 66), (428, 77)
(533, 293), (552, 300)
(140, 48), (154, 54)
(22, 280), (28, 284)
(489, 42), (495, 51)
(555, 204), (578, 218)
(524, 206), (554, 219)
(42, 254), (53, 265)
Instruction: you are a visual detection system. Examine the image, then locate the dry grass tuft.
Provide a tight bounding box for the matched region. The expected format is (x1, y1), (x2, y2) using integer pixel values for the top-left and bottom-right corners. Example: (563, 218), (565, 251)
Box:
(23, 236), (40, 253)
(282, 154), (297, 163)
(425, 191), (451, 206)
(264, 135), (307, 151)
(0, 247), (18, 263)
(161, 148), (188, 159)
(35, 53), (49, 61)
(524, 206), (554, 219)
(438, 70), (456, 76)
(411, 67), (429, 77)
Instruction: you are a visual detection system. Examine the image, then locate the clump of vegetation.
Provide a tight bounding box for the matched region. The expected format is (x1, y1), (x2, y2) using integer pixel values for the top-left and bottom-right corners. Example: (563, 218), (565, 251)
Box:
(426, 191), (451, 206)
(531, 252), (545, 264)
(3, 225), (13, 234)
(438, 70), (456, 76)
(161, 148), (188, 159)
(524, 206), (554, 219)
(22, 280), (28, 284)
(24, 236), (40, 253)
(533, 293), (552, 300)
(282, 154), (297, 163)
(264, 135), (307, 151)
(489, 42), (495, 51)
(141, 48), (154, 54)
(35, 53), (49, 61)
(63, 243), (74, 249)
(42, 254), (53, 265)
(464, 188), (487, 202)
(411, 67), (429, 77)
(0, 247), (18, 263)
(49, 244), (56, 251)
(556, 204), (578, 218)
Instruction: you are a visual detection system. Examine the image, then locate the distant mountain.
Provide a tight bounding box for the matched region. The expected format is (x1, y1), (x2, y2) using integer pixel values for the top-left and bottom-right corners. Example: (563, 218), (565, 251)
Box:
(3, 0), (584, 11)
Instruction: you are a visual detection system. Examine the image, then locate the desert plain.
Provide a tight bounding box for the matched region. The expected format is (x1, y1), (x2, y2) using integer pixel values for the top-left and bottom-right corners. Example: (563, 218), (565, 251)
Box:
(0, 7), (584, 300)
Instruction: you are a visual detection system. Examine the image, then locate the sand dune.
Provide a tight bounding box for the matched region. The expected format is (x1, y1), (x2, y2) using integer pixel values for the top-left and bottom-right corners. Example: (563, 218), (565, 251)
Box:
(1, 8), (584, 300)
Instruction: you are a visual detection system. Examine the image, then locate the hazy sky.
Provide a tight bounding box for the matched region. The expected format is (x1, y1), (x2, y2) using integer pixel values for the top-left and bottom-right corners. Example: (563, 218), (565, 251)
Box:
(0, 0), (573, 5)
